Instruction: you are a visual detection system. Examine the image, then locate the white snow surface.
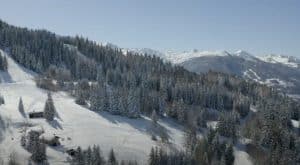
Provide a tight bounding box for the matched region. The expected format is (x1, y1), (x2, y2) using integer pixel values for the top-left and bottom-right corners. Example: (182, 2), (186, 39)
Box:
(0, 50), (252, 165)
(123, 48), (231, 63)
(291, 120), (299, 128)
(243, 69), (262, 82)
(0, 50), (185, 164)
(163, 50), (230, 64)
(264, 78), (294, 88)
(257, 54), (300, 68)
(124, 47), (300, 70)
(233, 50), (258, 62)
(206, 121), (218, 130)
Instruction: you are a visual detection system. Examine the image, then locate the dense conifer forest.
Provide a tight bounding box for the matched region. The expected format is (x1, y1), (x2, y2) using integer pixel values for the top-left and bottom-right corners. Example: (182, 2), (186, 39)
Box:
(0, 19), (299, 164)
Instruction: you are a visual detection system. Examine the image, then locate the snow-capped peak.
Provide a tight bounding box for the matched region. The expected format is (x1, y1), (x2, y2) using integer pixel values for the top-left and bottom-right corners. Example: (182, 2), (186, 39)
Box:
(101, 42), (120, 49)
(163, 50), (230, 64)
(122, 48), (165, 57)
(91, 41), (300, 69)
(257, 54), (300, 68)
(232, 50), (258, 62)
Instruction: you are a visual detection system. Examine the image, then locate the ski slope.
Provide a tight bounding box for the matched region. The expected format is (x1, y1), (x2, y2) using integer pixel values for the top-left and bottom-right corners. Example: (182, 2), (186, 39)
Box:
(0, 50), (252, 165)
(0, 50), (184, 164)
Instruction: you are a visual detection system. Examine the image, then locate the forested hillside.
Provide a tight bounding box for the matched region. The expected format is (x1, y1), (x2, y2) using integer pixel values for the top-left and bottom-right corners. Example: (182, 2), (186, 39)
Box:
(0, 19), (299, 165)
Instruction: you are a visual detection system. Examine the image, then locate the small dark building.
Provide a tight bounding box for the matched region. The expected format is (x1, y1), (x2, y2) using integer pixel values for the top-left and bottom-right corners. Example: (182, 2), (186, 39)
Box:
(40, 134), (61, 146)
(66, 149), (77, 156)
(29, 112), (44, 118)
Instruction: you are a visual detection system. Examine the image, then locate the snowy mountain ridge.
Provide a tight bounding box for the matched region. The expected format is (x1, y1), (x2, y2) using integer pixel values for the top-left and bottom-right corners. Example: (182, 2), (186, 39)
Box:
(256, 54), (300, 68)
(122, 47), (300, 68)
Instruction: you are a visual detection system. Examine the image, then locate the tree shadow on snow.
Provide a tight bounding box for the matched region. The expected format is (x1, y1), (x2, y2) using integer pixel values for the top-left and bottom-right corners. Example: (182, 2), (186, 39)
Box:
(95, 111), (172, 142)
(48, 119), (63, 130)
(0, 70), (14, 83)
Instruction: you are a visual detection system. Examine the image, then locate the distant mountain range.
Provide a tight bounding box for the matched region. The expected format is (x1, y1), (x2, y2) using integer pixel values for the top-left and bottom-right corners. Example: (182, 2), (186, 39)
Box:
(121, 47), (300, 96)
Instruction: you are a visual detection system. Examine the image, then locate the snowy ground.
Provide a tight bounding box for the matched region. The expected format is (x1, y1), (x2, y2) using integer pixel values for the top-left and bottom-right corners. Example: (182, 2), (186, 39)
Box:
(0, 50), (185, 164)
(0, 50), (252, 165)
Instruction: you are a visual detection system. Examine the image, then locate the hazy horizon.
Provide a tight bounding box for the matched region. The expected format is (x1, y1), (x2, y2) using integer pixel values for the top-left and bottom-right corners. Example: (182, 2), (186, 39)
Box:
(0, 0), (299, 57)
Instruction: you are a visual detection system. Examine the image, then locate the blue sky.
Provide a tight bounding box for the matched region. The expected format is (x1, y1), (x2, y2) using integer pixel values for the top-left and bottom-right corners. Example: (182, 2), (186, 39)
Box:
(0, 0), (299, 57)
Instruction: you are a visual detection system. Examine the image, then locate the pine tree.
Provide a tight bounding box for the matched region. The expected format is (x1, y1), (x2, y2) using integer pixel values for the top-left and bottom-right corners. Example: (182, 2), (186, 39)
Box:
(31, 142), (46, 162)
(90, 84), (102, 111)
(85, 146), (92, 165)
(108, 149), (118, 165)
(216, 113), (237, 140)
(92, 145), (105, 165)
(118, 96), (126, 115)
(184, 125), (197, 156)
(0, 95), (4, 105)
(224, 144), (234, 165)
(109, 90), (120, 115)
(2, 56), (8, 71)
(26, 130), (46, 163)
(127, 89), (140, 118)
(44, 93), (56, 121)
(176, 99), (186, 123)
(18, 97), (26, 118)
(149, 147), (156, 165)
(73, 147), (84, 165)
(151, 110), (158, 126)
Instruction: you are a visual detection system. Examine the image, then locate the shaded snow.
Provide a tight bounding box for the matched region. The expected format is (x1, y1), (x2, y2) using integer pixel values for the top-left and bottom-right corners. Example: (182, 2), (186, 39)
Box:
(0, 51), (184, 164)
(257, 54), (300, 68)
(0, 50), (36, 83)
(164, 50), (230, 64)
(233, 50), (258, 62)
(0, 50), (252, 165)
(206, 121), (218, 130)
(264, 78), (294, 88)
(243, 69), (261, 82)
(291, 120), (299, 128)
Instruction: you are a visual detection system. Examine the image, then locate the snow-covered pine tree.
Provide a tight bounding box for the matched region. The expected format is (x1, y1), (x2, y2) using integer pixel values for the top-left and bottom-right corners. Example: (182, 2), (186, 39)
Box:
(2, 56), (7, 71)
(0, 94), (4, 105)
(18, 97), (26, 118)
(92, 145), (105, 164)
(151, 109), (158, 126)
(85, 146), (92, 165)
(176, 99), (186, 123)
(109, 90), (120, 115)
(224, 144), (234, 165)
(31, 141), (47, 162)
(26, 130), (41, 153)
(108, 149), (117, 165)
(127, 89), (141, 118)
(90, 84), (101, 111)
(44, 93), (56, 121)
(149, 147), (156, 165)
(118, 96), (126, 115)
(0, 55), (8, 71)
(216, 113), (237, 140)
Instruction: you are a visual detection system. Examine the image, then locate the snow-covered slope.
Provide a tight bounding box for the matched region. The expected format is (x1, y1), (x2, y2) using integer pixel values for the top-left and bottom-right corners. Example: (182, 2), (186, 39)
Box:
(256, 54), (300, 68)
(164, 50), (230, 64)
(121, 47), (300, 95)
(233, 50), (258, 62)
(0, 50), (252, 164)
(123, 48), (165, 57)
(0, 50), (36, 84)
(0, 50), (184, 164)
(125, 47), (300, 69)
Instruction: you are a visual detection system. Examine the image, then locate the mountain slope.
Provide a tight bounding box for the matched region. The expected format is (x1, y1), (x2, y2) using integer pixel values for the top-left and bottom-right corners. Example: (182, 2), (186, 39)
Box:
(0, 50), (185, 164)
(0, 48), (255, 165)
(180, 53), (300, 95)
(126, 47), (300, 95)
